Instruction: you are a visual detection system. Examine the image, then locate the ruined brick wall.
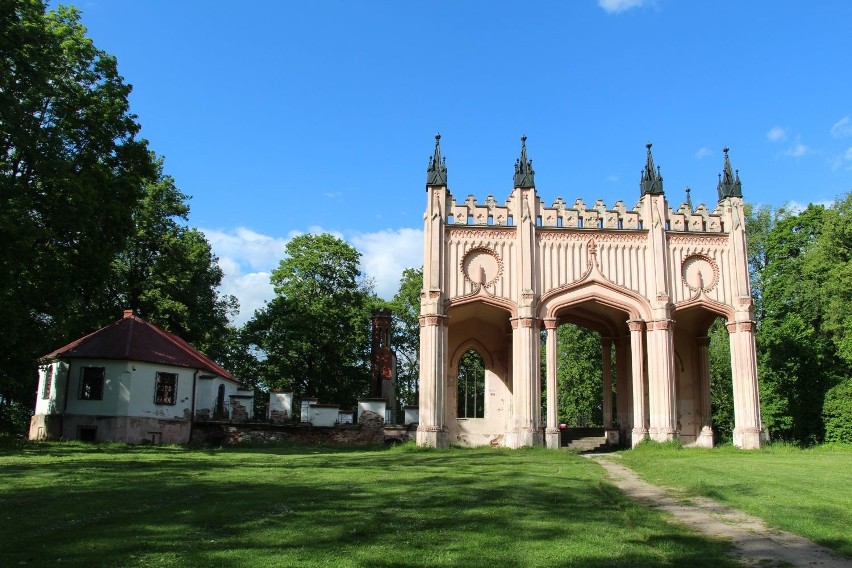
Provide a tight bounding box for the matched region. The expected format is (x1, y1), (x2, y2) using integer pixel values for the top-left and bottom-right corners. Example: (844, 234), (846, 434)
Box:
(190, 421), (393, 446)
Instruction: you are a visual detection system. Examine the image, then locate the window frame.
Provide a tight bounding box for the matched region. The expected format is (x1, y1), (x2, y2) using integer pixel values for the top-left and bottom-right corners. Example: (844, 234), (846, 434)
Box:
(78, 366), (105, 400)
(457, 349), (486, 419)
(41, 365), (53, 400)
(154, 372), (178, 405)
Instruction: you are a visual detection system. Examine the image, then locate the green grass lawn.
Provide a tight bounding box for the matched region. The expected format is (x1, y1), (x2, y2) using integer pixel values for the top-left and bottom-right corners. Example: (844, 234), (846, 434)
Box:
(618, 442), (852, 558)
(0, 442), (738, 568)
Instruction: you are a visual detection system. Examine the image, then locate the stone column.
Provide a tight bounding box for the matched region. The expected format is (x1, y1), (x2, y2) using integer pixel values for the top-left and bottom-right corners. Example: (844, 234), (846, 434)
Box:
(416, 315), (448, 448)
(727, 320), (763, 449)
(544, 319), (559, 449)
(507, 316), (541, 448)
(646, 318), (678, 442)
(628, 320), (648, 446)
(694, 335), (714, 448)
(615, 335), (632, 443)
(601, 337), (613, 429)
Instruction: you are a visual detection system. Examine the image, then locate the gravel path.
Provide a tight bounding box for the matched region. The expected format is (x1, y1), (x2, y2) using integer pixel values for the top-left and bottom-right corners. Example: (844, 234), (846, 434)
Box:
(587, 455), (852, 567)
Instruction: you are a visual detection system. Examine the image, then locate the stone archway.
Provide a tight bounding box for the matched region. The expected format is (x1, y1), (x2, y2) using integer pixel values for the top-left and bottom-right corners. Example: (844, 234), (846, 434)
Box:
(417, 136), (764, 449)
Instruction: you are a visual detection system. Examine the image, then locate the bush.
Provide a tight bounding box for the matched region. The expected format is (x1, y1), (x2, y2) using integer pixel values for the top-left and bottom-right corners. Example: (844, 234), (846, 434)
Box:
(822, 378), (852, 444)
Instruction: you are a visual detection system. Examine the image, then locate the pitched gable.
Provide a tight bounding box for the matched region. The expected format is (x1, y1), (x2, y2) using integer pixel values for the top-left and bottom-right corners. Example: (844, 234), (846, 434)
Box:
(45, 311), (239, 383)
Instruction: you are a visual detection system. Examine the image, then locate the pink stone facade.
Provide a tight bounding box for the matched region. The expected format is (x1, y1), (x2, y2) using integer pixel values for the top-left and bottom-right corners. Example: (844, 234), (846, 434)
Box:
(417, 141), (764, 450)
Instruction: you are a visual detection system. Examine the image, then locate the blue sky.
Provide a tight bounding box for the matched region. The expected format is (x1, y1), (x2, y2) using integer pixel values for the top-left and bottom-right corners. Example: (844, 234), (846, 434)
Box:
(59, 0), (852, 324)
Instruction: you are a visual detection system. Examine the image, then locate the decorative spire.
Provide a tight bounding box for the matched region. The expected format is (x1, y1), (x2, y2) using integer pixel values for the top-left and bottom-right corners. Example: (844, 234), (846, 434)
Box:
(513, 135), (535, 188)
(685, 186), (692, 209)
(716, 147), (742, 200)
(640, 142), (664, 195)
(426, 133), (447, 186)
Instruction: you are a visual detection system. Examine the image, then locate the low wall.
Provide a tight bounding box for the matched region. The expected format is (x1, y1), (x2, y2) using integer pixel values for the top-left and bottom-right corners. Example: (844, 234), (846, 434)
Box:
(190, 421), (416, 446)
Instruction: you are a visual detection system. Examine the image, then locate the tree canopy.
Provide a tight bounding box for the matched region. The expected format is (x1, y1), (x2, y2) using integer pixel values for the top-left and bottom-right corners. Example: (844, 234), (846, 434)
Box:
(1, 0), (154, 418)
(0, 1), (235, 435)
(244, 234), (378, 411)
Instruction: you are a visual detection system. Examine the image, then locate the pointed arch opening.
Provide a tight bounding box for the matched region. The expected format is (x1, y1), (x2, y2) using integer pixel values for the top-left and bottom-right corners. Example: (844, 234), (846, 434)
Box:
(457, 349), (485, 419)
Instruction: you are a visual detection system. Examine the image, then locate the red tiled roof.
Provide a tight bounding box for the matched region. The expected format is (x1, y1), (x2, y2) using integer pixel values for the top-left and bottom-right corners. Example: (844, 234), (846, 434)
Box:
(45, 311), (239, 383)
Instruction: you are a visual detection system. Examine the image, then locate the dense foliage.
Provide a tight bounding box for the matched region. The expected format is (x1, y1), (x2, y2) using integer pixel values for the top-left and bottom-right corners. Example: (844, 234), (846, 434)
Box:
(243, 234), (378, 411)
(748, 200), (851, 444)
(0, 1), (234, 435)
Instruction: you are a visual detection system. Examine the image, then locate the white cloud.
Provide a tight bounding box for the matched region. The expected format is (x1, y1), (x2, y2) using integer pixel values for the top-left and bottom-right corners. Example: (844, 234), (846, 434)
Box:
(203, 225), (424, 325)
(831, 147), (852, 171)
(783, 143), (813, 158)
(766, 126), (787, 142)
(694, 147), (712, 159)
(597, 0), (647, 13)
(204, 227), (288, 271)
(202, 227), (290, 325)
(604, 174), (619, 183)
(353, 228), (424, 300)
(830, 116), (852, 139)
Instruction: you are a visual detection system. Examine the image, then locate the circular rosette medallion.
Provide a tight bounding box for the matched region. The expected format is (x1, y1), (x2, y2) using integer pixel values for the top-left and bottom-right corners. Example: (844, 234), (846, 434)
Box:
(681, 254), (719, 293)
(461, 247), (502, 288)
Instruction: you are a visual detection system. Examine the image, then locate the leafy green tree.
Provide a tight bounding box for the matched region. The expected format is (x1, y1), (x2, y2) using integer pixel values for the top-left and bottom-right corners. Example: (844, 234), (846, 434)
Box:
(388, 267), (422, 407)
(707, 318), (734, 442)
(0, 0), (154, 431)
(554, 324), (603, 427)
(244, 234), (376, 409)
(808, 193), (852, 364)
(110, 159), (237, 356)
(756, 204), (843, 443)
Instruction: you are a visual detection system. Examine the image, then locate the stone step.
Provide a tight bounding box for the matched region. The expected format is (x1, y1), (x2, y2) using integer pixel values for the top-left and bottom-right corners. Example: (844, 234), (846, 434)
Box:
(563, 435), (608, 452)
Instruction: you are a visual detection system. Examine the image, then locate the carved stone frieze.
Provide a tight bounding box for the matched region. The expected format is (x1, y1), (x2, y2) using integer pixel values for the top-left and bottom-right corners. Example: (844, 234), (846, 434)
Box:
(538, 231), (648, 243)
(448, 228), (515, 241)
(667, 234), (729, 246)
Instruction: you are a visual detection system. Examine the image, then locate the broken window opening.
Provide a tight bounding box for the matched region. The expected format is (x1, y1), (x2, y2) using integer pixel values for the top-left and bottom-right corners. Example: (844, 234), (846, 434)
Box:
(457, 349), (485, 419)
(155, 372), (178, 405)
(79, 367), (105, 400)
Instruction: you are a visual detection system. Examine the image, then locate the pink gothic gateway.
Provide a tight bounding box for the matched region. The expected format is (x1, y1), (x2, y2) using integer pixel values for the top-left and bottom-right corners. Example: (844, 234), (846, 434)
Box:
(417, 136), (764, 450)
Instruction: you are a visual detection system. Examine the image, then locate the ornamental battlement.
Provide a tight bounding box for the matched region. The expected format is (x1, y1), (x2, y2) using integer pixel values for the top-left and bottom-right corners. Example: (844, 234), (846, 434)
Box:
(444, 193), (725, 233)
(429, 135), (737, 235)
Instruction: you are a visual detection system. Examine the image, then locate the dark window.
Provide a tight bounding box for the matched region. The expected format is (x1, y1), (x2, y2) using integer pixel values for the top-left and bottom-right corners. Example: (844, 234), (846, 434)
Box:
(42, 365), (53, 399)
(78, 426), (97, 442)
(79, 367), (105, 400)
(155, 372), (178, 405)
(457, 349), (485, 419)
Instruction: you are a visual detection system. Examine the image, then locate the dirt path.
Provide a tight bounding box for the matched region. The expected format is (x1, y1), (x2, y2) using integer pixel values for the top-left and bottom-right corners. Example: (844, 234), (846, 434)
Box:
(587, 455), (851, 567)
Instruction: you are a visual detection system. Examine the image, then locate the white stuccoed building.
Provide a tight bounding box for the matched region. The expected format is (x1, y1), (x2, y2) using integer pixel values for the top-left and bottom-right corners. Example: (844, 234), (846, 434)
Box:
(30, 309), (251, 444)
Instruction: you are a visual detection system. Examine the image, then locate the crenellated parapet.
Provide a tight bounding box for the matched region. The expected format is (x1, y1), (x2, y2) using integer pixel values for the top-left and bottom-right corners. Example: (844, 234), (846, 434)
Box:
(444, 191), (726, 233)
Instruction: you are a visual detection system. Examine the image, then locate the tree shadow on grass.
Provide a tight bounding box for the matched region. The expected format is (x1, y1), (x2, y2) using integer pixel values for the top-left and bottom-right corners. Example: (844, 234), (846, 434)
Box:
(0, 444), (741, 567)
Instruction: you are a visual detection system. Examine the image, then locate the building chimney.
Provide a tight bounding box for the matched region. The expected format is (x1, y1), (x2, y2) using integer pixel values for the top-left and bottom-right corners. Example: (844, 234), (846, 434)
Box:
(123, 309), (136, 318)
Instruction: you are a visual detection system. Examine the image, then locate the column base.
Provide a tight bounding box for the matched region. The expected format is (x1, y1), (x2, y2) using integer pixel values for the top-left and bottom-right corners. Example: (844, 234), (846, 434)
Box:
(630, 428), (648, 447)
(545, 428), (560, 449)
(505, 428), (540, 449)
(604, 428), (620, 446)
(649, 429), (678, 443)
(416, 427), (448, 448)
(733, 427), (763, 450)
(693, 425), (714, 448)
